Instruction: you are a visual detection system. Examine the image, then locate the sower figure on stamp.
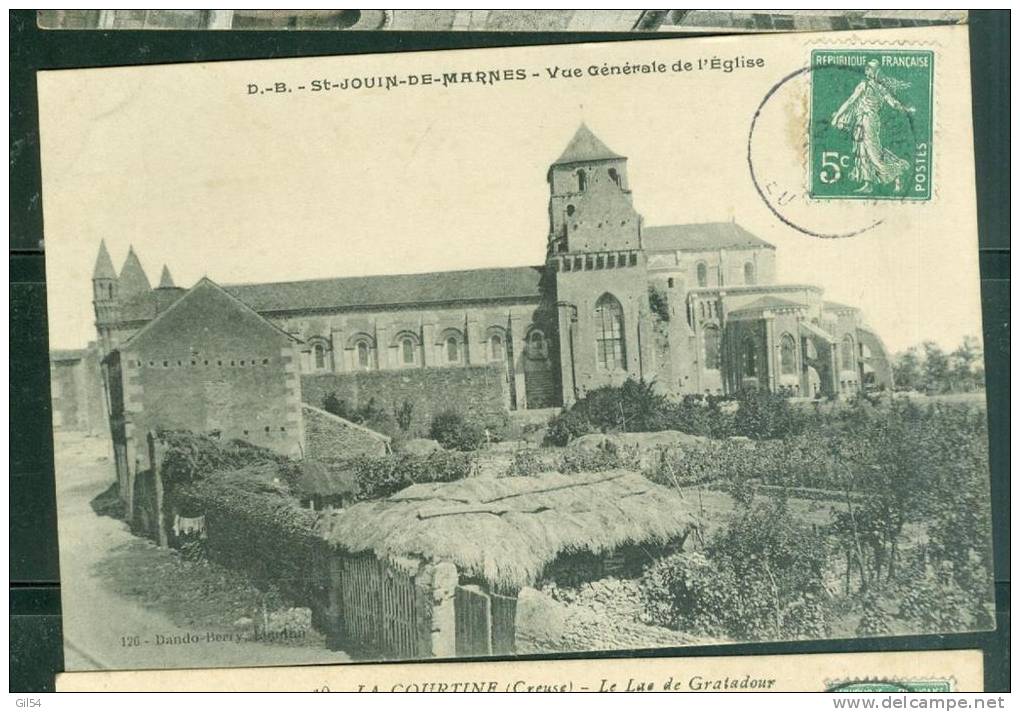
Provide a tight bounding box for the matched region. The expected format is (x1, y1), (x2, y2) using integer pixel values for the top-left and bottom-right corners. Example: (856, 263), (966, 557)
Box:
(830, 59), (916, 194)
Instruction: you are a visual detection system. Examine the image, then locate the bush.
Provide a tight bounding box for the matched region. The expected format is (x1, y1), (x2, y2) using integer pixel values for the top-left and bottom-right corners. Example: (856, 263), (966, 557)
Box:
(343, 451), (475, 500)
(657, 396), (735, 438)
(854, 591), (893, 637)
(639, 551), (727, 632)
(645, 440), (756, 490)
(732, 388), (804, 439)
(544, 409), (596, 446)
(895, 578), (973, 632)
(173, 473), (324, 605)
(543, 380), (736, 445)
(543, 379), (666, 444)
(640, 499), (831, 641)
(504, 448), (545, 478)
(559, 445), (639, 474)
(429, 410), (486, 451)
(583, 379), (669, 432)
(158, 430), (285, 488)
(322, 392), (352, 420)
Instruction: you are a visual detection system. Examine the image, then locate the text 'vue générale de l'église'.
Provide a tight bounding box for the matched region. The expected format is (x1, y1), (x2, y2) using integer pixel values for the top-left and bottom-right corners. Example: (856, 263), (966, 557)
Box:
(246, 55), (767, 96)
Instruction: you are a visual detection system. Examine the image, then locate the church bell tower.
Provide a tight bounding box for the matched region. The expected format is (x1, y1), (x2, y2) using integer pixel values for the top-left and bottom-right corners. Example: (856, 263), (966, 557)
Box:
(545, 126), (651, 407)
(547, 124), (641, 257)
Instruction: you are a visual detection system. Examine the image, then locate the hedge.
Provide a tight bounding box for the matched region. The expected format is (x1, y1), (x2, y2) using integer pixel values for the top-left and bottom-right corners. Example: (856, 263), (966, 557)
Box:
(318, 451), (475, 501)
(173, 468), (326, 605)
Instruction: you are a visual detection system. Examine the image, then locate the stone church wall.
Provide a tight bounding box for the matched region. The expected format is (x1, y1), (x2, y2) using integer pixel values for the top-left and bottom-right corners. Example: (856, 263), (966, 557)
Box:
(301, 364), (508, 437)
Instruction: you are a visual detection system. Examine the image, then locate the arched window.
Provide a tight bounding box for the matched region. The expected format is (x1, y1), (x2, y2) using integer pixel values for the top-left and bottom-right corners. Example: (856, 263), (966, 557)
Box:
(577, 169), (587, 192)
(312, 342), (327, 371)
(446, 336), (460, 363)
(401, 337), (415, 365)
(437, 329), (464, 364)
(841, 334), (855, 370)
(489, 334), (504, 361)
(608, 167), (620, 186)
(780, 333), (797, 375)
(526, 329), (547, 360)
(356, 340), (370, 369)
(742, 337), (758, 377)
(595, 294), (626, 370)
(744, 261), (756, 285)
(696, 262), (708, 288)
(703, 324), (721, 370)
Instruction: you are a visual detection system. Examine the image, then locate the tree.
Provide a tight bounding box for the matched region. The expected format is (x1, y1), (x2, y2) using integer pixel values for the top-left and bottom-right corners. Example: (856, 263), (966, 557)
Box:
(894, 337), (985, 394)
(922, 342), (950, 393)
(892, 347), (923, 391)
(950, 335), (984, 392)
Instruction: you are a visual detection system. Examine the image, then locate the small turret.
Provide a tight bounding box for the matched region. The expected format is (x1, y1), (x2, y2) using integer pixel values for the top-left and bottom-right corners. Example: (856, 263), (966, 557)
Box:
(118, 246), (151, 298)
(92, 239), (117, 301)
(92, 240), (121, 355)
(153, 265), (185, 314)
(157, 265), (176, 289)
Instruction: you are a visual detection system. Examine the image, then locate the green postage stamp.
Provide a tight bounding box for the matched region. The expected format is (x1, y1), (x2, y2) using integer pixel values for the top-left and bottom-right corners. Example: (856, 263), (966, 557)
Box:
(809, 49), (934, 200)
(827, 679), (954, 693)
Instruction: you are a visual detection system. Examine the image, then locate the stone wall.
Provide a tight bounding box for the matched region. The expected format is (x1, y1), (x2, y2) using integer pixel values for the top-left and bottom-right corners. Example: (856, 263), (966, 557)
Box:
(302, 404), (390, 460)
(301, 364), (508, 437)
(515, 580), (695, 655)
(49, 345), (107, 434)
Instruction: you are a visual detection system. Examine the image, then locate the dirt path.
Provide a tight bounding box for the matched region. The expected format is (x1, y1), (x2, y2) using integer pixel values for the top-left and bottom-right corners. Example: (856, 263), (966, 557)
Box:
(55, 433), (350, 671)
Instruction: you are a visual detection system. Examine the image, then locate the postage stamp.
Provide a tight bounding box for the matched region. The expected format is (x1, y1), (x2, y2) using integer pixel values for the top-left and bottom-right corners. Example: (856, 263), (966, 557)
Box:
(827, 678), (954, 692)
(809, 49), (934, 200)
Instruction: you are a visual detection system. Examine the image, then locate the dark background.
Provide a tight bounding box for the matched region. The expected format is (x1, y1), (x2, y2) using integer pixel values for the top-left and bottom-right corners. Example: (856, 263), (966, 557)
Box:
(9, 9), (1010, 692)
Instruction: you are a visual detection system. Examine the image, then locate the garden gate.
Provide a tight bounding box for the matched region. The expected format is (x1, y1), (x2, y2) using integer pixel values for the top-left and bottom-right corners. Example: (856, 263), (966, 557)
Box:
(454, 585), (516, 656)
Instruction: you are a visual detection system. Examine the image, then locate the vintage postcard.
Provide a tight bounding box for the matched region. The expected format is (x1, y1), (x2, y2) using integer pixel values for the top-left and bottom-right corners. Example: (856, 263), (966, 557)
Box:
(38, 25), (992, 673)
(56, 649), (984, 692)
(37, 9), (967, 33)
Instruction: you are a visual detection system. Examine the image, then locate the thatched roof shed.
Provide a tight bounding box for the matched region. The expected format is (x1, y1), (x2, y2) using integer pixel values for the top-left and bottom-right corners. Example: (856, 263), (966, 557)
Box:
(317, 470), (698, 591)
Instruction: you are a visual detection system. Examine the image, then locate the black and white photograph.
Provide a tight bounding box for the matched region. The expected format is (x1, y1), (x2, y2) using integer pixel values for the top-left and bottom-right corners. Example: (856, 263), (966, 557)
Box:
(34, 24), (994, 678)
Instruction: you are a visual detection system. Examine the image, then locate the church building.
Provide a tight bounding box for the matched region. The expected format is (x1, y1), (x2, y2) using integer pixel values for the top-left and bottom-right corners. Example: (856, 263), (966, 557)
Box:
(92, 125), (893, 427)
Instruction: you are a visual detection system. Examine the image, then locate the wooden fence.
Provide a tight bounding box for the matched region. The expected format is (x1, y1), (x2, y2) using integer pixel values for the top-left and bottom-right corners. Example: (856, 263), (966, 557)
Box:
(339, 554), (430, 659)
